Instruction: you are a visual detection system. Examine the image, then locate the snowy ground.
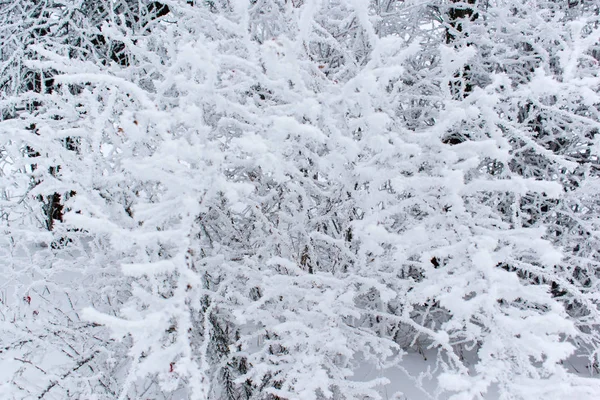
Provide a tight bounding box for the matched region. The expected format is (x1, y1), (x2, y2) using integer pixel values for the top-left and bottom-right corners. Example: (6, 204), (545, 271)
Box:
(356, 349), (598, 400)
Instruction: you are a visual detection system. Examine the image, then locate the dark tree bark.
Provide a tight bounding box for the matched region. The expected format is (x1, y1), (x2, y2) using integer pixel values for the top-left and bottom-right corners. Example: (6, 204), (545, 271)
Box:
(445, 0), (478, 45)
(446, 0), (478, 99)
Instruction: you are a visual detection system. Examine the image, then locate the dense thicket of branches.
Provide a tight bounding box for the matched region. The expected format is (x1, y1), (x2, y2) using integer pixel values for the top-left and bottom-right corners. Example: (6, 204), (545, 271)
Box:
(1, 0), (600, 399)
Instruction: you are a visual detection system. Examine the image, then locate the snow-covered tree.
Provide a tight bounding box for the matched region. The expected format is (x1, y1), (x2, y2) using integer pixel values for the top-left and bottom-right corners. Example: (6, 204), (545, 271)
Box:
(2, 0), (600, 399)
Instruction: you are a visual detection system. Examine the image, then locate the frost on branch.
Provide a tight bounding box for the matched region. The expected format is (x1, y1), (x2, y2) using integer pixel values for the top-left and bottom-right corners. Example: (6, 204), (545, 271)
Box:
(2, 0), (600, 399)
